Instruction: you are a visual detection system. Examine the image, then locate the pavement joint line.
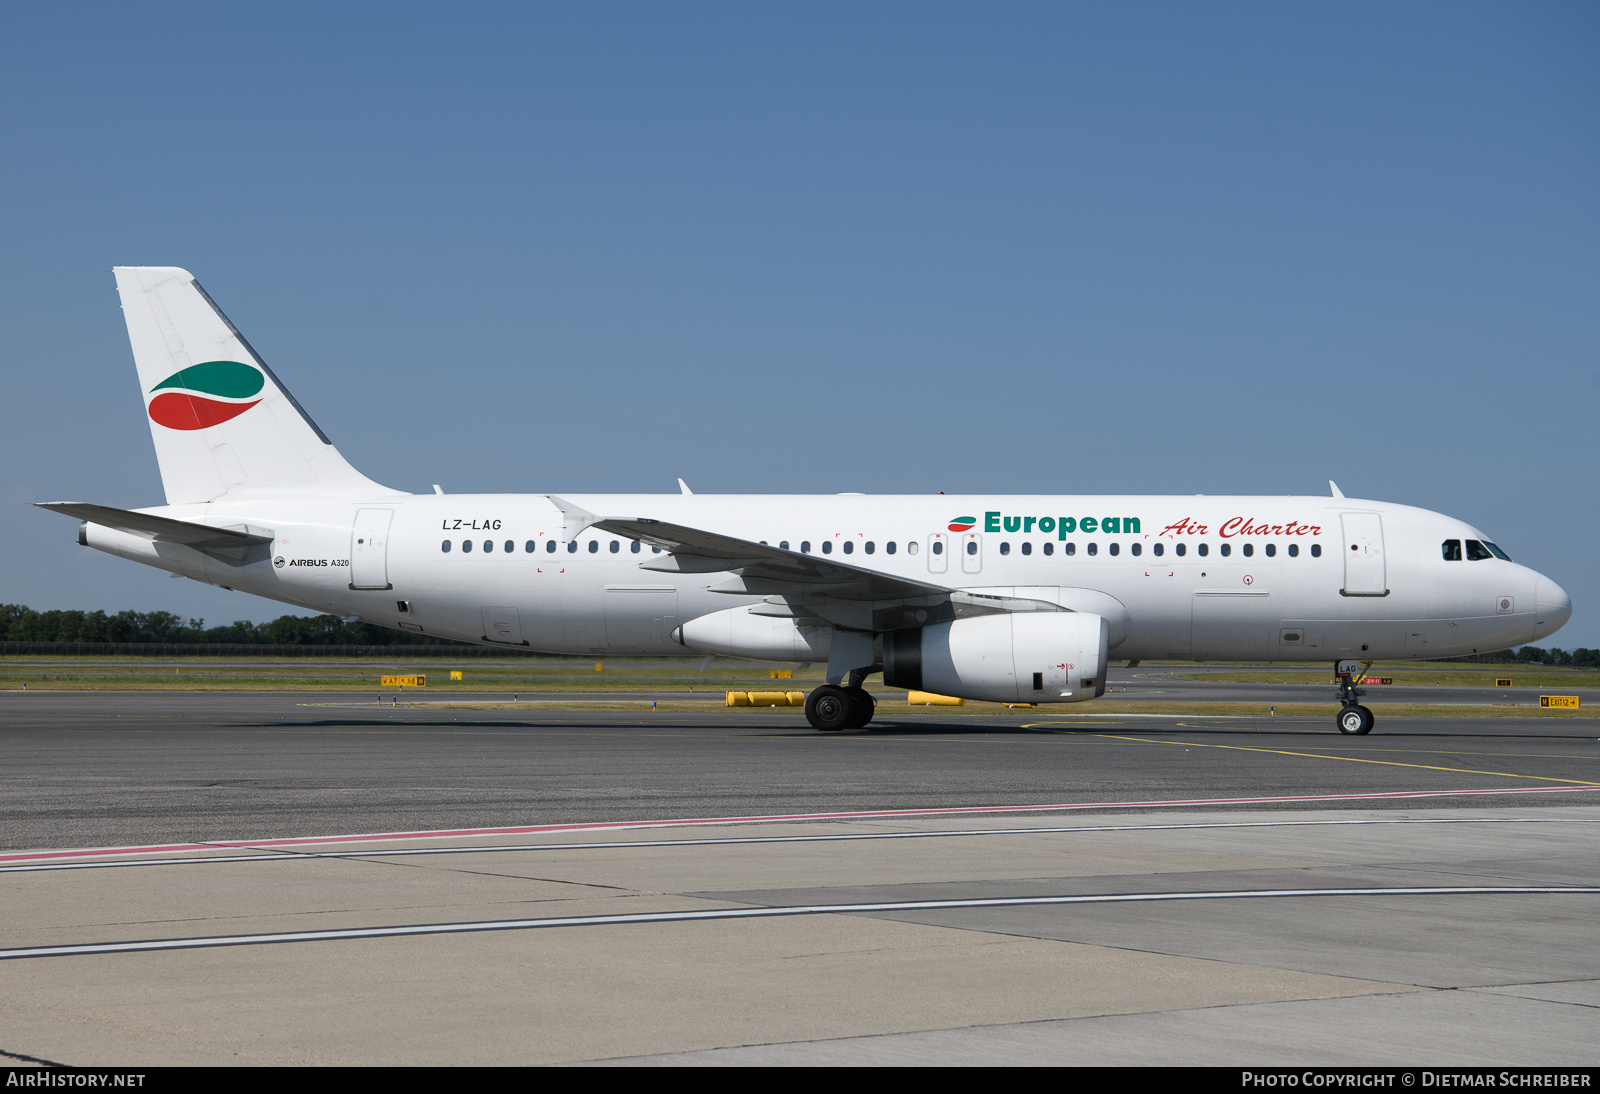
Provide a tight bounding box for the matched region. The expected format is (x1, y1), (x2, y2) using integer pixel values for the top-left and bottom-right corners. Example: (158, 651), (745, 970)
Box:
(6, 814), (1596, 874)
(4, 885), (1597, 962)
(5, 784), (1600, 866)
(1082, 733), (1600, 787)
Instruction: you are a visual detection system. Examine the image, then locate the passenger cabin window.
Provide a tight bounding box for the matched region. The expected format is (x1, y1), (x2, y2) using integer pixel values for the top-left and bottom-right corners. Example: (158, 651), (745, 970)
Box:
(631, 540), (641, 553)
(525, 540), (535, 553)
(463, 540), (473, 553)
(865, 542), (875, 554)
(588, 540), (599, 553)
(822, 541), (832, 554)
(1043, 542), (1054, 556)
(1242, 543), (1253, 557)
(1466, 539), (1494, 561)
(547, 540), (557, 553)
(842, 541), (853, 554)
(801, 541), (811, 554)
(567, 541), (577, 553)
(609, 540), (619, 553)
(779, 541), (789, 551)
(1288, 543), (1299, 557)
(1021, 542), (1032, 556)
(886, 542), (896, 554)
(1109, 542), (1119, 556)
(1197, 543), (1208, 557)
(1064, 542), (1075, 556)
(931, 541), (942, 555)
(441, 539), (452, 553)
(1311, 544), (1322, 558)
(999, 542), (1011, 556)
(1153, 543), (1163, 557)
(1219, 544), (1230, 557)
(907, 541), (919, 555)
(966, 541), (977, 555)
(1175, 543), (1186, 557)
(1265, 543), (1276, 557)
(1087, 542), (1098, 556)
(505, 540), (514, 553)
(483, 540), (493, 553)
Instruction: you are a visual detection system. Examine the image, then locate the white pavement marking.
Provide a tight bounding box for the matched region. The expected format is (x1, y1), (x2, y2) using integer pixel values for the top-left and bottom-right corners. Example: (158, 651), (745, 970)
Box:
(4, 784), (1597, 866)
(4, 886), (1596, 962)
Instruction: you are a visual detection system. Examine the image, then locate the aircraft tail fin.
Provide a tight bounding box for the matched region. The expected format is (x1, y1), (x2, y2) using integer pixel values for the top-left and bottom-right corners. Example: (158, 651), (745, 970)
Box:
(113, 267), (400, 505)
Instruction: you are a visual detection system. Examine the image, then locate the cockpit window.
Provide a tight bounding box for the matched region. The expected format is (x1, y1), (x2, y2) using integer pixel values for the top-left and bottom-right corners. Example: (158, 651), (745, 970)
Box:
(1442, 539), (1462, 561)
(1484, 541), (1511, 561)
(1465, 539), (1494, 561)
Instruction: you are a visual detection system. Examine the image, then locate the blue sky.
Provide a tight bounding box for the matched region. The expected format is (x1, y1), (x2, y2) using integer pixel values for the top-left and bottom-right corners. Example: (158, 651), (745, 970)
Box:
(2, 2), (1596, 646)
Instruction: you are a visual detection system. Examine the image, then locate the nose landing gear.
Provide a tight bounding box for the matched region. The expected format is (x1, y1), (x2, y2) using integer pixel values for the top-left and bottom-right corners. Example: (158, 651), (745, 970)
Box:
(1335, 659), (1375, 734)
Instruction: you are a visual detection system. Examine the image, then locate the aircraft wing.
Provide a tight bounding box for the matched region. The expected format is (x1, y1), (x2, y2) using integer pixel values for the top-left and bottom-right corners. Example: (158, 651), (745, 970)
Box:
(549, 497), (1062, 631)
(36, 502), (273, 549)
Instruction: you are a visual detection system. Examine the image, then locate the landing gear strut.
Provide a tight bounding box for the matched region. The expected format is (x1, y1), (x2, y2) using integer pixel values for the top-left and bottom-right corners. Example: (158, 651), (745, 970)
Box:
(1334, 660), (1375, 735)
(805, 684), (876, 731)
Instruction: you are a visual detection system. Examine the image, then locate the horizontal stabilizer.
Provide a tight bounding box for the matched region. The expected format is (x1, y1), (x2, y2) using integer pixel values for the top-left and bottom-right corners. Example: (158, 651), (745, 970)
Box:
(36, 502), (272, 549)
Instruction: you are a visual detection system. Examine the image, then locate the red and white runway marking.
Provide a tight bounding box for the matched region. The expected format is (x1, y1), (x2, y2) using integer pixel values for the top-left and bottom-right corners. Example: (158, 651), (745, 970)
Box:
(2, 782), (1596, 866)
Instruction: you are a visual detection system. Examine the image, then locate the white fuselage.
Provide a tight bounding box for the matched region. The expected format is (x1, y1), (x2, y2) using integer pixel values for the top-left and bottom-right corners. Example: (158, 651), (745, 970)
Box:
(82, 492), (1569, 662)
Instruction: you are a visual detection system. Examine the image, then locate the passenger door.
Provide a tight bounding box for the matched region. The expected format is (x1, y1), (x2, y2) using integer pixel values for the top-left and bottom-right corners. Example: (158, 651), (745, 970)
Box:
(1340, 513), (1387, 596)
(349, 509), (394, 590)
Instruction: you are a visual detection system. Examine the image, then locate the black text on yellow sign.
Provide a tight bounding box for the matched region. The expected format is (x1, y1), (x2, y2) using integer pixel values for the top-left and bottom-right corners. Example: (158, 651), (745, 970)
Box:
(381, 675), (427, 688)
(1495, 678), (1513, 687)
(1540, 695), (1579, 708)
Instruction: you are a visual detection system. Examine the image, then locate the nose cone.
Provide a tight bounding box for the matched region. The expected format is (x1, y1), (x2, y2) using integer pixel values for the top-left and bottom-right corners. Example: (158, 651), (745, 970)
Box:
(1532, 577), (1573, 640)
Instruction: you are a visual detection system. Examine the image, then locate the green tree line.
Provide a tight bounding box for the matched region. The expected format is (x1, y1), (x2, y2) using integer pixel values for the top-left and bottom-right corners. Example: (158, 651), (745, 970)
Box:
(1480, 646), (1600, 667)
(4, 603), (1595, 662)
(0, 605), (464, 646)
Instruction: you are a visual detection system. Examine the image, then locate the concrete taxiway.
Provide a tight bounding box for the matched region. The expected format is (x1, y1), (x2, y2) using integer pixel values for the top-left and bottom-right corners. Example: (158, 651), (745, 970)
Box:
(1, 692), (1597, 1065)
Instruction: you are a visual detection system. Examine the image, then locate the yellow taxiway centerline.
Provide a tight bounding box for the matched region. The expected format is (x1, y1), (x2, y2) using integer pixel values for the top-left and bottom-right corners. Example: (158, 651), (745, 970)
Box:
(1022, 727), (1600, 787)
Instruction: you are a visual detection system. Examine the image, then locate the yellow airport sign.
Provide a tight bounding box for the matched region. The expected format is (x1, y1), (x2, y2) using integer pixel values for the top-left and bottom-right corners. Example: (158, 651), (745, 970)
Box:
(381, 675), (426, 688)
(1540, 695), (1580, 708)
(1495, 678), (1513, 687)
(450, 670), (463, 681)
(770, 670), (793, 679)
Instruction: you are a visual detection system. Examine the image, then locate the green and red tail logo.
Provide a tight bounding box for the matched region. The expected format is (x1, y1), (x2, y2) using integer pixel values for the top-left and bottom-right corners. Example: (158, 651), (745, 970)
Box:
(947, 515), (977, 532)
(147, 361), (265, 430)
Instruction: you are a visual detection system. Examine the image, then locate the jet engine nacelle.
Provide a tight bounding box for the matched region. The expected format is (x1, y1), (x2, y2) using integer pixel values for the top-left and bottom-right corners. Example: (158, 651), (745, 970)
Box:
(674, 604), (833, 662)
(883, 612), (1110, 704)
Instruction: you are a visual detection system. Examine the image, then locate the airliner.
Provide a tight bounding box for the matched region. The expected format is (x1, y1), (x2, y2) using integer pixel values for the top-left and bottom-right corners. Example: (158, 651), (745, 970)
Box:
(40, 268), (1573, 734)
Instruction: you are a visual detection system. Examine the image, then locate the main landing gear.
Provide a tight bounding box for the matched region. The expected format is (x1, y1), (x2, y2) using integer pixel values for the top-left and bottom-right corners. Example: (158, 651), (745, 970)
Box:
(805, 684), (876, 731)
(1334, 660), (1375, 735)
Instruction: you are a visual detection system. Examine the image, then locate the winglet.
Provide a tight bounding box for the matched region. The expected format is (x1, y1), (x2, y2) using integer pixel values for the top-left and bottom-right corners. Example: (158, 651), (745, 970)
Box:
(1329, 480), (1345, 499)
(677, 478), (694, 495)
